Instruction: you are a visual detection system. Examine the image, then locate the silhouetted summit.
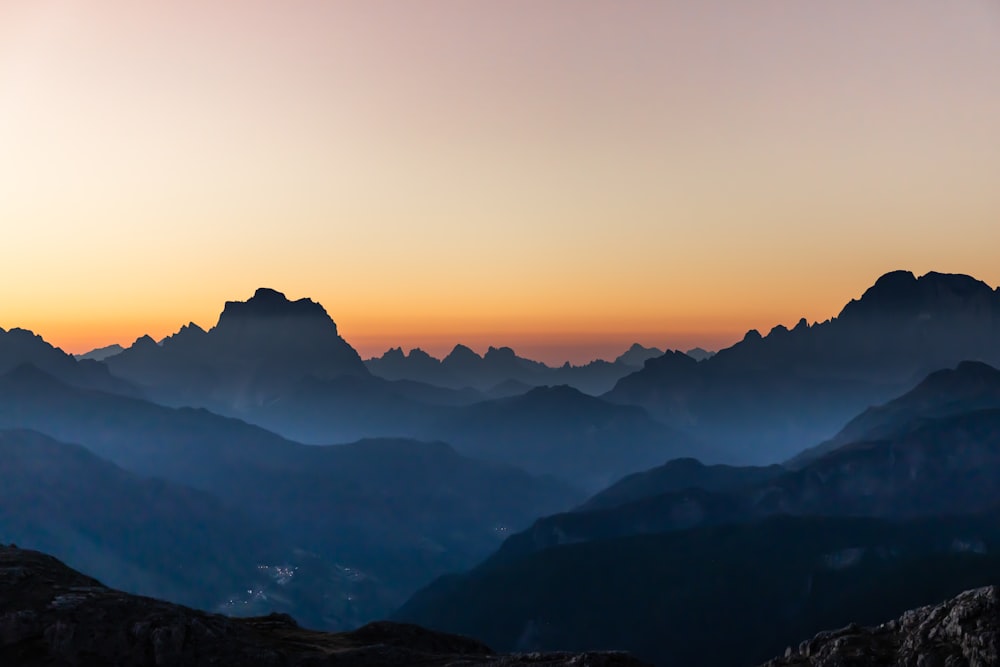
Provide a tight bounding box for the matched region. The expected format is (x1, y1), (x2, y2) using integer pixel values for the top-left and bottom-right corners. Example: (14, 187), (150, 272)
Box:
(839, 270), (997, 321)
(606, 270), (1000, 461)
(105, 288), (368, 411)
(0, 327), (136, 396)
(615, 343), (665, 367)
(211, 288), (364, 368)
(219, 287), (335, 323)
(368, 342), (670, 395)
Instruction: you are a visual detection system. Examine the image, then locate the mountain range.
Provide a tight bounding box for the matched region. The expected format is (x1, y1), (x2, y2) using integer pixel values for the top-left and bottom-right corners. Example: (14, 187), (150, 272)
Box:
(606, 270), (1000, 462)
(0, 364), (578, 627)
(396, 358), (1000, 665)
(364, 342), (696, 395)
(5, 269), (1000, 665)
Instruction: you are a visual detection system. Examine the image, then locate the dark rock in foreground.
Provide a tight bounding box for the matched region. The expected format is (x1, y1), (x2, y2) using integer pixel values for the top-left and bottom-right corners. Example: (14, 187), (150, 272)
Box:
(0, 545), (645, 666)
(762, 586), (1000, 666)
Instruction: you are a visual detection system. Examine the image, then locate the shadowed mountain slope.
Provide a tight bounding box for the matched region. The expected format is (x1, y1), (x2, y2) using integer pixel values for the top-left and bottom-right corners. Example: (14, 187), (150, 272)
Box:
(606, 271), (1000, 462)
(493, 406), (1000, 561)
(0, 545), (647, 667)
(579, 457), (784, 511)
(0, 429), (272, 611)
(423, 384), (701, 490)
(367, 343), (681, 396)
(0, 365), (579, 626)
(105, 288), (368, 411)
(789, 360), (1000, 467)
(0, 327), (136, 396)
(397, 513), (1000, 667)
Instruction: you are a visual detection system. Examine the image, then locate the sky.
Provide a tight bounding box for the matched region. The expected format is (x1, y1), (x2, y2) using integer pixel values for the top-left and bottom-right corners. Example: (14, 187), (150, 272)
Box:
(2, 1), (999, 364)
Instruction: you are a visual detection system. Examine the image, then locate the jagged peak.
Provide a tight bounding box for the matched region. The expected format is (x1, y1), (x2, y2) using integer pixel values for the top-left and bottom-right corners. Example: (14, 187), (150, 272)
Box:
(219, 288), (332, 322)
(5, 327), (47, 342)
(130, 334), (158, 349)
(444, 344), (481, 363)
(839, 270), (996, 320)
(177, 321), (206, 335)
(485, 346), (517, 360)
(212, 288), (345, 339)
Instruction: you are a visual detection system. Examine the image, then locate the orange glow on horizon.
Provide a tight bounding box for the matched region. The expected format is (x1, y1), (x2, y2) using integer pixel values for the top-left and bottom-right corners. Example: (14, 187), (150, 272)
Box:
(2, 2), (999, 364)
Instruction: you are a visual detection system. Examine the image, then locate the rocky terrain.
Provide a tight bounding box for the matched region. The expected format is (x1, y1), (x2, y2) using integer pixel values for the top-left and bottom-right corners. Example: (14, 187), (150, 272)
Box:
(0, 545), (645, 666)
(762, 586), (1000, 666)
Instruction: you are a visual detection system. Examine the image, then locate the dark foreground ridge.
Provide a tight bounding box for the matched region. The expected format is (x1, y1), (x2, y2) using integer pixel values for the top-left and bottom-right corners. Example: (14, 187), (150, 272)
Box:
(0, 545), (645, 666)
(762, 586), (1000, 666)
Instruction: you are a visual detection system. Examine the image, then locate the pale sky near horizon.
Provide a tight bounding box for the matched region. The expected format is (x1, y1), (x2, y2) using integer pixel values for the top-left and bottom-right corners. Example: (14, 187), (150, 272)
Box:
(2, 1), (999, 363)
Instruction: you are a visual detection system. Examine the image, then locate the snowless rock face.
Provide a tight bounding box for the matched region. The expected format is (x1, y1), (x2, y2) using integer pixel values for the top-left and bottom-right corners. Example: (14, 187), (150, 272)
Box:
(761, 586), (1000, 667)
(0, 545), (647, 667)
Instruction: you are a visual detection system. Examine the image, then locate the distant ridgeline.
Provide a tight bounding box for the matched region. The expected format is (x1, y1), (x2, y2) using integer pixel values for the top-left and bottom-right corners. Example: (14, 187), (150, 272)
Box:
(398, 359), (1000, 666)
(3, 269), (1000, 664)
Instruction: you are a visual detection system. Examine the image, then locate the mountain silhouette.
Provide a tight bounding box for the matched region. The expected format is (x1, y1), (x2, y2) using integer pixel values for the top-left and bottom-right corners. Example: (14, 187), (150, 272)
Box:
(684, 347), (715, 361)
(606, 271), (1000, 462)
(614, 343), (665, 367)
(491, 398), (1000, 563)
(105, 288), (368, 412)
(0, 429), (274, 611)
(367, 342), (667, 396)
(73, 343), (124, 361)
(0, 327), (137, 396)
(578, 457), (783, 511)
(422, 384), (701, 490)
(789, 361), (1000, 467)
(0, 365), (579, 626)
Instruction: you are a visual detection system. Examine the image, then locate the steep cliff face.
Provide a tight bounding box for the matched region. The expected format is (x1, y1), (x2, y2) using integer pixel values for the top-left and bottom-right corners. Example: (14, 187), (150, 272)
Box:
(0, 545), (646, 667)
(762, 586), (1000, 667)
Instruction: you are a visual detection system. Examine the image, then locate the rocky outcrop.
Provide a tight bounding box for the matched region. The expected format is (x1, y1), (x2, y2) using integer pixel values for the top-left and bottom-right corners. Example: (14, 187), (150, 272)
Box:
(0, 545), (645, 666)
(762, 586), (1000, 666)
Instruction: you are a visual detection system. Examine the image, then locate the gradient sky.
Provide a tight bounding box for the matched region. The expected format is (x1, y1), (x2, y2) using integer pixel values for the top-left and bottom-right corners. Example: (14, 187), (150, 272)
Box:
(2, 1), (999, 363)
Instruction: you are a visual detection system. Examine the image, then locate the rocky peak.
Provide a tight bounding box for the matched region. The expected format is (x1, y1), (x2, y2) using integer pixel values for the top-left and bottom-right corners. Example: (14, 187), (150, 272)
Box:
(761, 586), (1000, 666)
(443, 344), (482, 366)
(216, 287), (336, 330)
(838, 271), (997, 322)
(616, 344), (665, 367)
(484, 346), (518, 362)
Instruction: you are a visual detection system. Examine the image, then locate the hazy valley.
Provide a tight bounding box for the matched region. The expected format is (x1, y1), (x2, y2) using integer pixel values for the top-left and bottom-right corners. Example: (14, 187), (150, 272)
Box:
(2, 270), (1000, 664)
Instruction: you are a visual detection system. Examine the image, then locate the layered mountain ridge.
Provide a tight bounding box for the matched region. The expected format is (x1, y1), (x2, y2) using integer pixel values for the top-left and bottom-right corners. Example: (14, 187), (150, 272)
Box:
(606, 270), (1000, 462)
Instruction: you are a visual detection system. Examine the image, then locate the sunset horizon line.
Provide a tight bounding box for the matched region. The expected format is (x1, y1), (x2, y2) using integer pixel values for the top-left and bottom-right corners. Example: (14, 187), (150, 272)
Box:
(9, 267), (998, 366)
